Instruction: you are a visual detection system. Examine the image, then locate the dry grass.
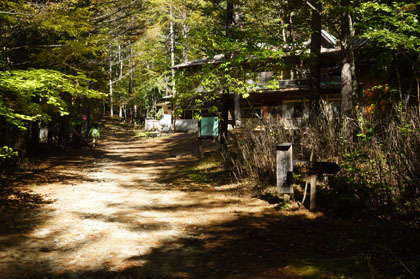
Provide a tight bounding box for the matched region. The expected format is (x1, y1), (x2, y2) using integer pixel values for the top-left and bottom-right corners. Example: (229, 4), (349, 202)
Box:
(226, 102), (420, 229)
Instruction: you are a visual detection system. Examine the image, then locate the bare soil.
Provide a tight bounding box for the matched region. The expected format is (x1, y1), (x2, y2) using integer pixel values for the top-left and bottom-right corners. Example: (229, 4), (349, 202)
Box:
(0, 123), (372, 279)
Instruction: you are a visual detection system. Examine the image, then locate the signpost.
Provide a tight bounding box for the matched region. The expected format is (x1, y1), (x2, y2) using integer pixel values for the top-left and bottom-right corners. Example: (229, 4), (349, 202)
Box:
(200, 116), (219, 137)
(293, 161), (340, 175)
(276, 143), (340, 210)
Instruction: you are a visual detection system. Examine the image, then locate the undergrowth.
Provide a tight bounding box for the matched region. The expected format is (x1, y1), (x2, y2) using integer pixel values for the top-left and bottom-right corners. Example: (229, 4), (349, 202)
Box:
(224, 101), (420, 277)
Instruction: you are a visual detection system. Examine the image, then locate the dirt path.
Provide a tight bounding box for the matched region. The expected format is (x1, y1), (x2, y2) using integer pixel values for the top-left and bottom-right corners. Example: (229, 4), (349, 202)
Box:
(0, 127), (365, 279)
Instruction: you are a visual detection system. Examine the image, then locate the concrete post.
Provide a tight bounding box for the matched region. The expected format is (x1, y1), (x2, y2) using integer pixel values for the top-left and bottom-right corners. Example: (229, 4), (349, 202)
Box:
(276, 143), (293, 196)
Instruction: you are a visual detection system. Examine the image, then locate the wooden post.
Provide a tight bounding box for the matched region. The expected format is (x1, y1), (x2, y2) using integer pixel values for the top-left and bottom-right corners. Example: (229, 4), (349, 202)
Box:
(234, 93), (241, 128)
(198, 138), (202, 158)
(310, 174), (317, 211)
(276, 143), (293, 197)
(198, 120), (202, 158)
(293, 160), (340, 210)
(220, 90), (229, 151)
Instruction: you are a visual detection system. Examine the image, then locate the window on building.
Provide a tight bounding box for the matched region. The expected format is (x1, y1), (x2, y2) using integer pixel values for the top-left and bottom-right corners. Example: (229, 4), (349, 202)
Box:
(283, 102), (305, 119)
(184, 110), (193, 119)
(294, 102), (304, 118)
(269, 106), (282, 117)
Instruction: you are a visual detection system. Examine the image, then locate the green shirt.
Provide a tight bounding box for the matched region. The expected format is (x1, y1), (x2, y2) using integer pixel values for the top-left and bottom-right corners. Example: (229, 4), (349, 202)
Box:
(89, 128), (100, 137)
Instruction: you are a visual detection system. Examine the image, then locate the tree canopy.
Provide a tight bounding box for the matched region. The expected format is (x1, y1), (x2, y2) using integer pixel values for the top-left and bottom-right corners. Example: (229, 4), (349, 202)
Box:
(1, 0), (419, 155)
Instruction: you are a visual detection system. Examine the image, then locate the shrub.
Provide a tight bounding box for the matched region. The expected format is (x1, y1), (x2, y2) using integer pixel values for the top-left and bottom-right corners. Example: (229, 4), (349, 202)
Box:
(226, 102), (420, 230)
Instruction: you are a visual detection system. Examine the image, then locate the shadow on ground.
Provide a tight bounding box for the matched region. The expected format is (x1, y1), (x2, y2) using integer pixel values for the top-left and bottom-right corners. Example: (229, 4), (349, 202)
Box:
(123, 213), (366, 279)
(10, 212), (369, 279)
(0, 122), (379, 279)
(0, 187), (54, 235)
(2, 147), (106, 187)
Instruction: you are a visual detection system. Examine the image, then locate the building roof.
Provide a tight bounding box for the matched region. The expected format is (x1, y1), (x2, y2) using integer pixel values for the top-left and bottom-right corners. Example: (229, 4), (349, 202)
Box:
(303, 29), (338, 48)
(173, 30), (343, 70)
(173, 54), (225, 70)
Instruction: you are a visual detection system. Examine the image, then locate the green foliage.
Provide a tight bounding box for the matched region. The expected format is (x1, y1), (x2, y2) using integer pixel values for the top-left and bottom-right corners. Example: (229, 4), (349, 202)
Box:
(359, 1), (420, 52)
(175, 30), (287, 112)
(132, 63), (167, 116)
(0, 69), (105, 130)
(359, 1), (420, 98)
(172, 0), (320, 115)
(0, 146), (18, 159)
(1, 1), (104, 74)
(357, 127), (375, 142)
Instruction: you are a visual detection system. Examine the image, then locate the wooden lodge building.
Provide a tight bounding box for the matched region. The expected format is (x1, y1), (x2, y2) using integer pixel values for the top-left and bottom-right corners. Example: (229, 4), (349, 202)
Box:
(158, 30), (372, 131)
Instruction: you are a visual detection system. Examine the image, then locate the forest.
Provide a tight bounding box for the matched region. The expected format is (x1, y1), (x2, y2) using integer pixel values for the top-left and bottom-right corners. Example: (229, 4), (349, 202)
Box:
(1, 0), (420, 278)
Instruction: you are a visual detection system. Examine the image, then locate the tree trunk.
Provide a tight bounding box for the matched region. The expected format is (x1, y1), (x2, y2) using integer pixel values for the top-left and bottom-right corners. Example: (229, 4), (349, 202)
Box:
(221, 1), (235, 150)
(417, 78), (420, 115)
(182, 8), (189, 63)
(395, 58), (403, 100)
(118, 38), (123, 119)
(129, 45), (133, 96)
(226, 0), (234, 28)
(60, 116), (70, 149)
(129, 44), (134, 123)
(85, 105), (91, 137)
(340, 0), (355, 118)
(349, 14), (358, 105)
(14, 31), (29, 69)
(47, 122), (53, 143)
(28, 121), (39, 154)
(221, 90), (229, 150)
(109, 41), (114, 117)
(134, 104), (138, 128)
(341, 61), (352, 117)
(118, 37), (123, 79)
(280, 14), (287, 42)
(234, 93), (241, 127)
(286, 0), (295, 42)
(170, 0), (176, 95)
(309, 0), (322, 120)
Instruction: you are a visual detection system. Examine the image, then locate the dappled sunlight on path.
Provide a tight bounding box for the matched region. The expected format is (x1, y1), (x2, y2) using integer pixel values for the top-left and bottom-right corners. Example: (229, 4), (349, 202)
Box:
(0, 132), (281, 278)
(0, 129), (365, 279)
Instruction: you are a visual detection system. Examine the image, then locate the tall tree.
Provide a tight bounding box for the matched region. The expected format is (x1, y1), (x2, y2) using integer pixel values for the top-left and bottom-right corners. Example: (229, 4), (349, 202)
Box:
(309, 0), (322, 119)
(220, 0), (235, 149)
(170, 0), (176, 95)
(340, 0), (356, 118)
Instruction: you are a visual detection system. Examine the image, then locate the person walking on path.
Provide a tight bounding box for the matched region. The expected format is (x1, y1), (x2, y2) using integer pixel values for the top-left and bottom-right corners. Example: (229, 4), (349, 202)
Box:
(89, 124), (101, 148)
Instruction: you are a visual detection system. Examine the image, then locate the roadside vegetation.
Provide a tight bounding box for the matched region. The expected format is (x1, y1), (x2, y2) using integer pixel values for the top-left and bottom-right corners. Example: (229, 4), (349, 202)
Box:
(225, 101), (420, 276)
